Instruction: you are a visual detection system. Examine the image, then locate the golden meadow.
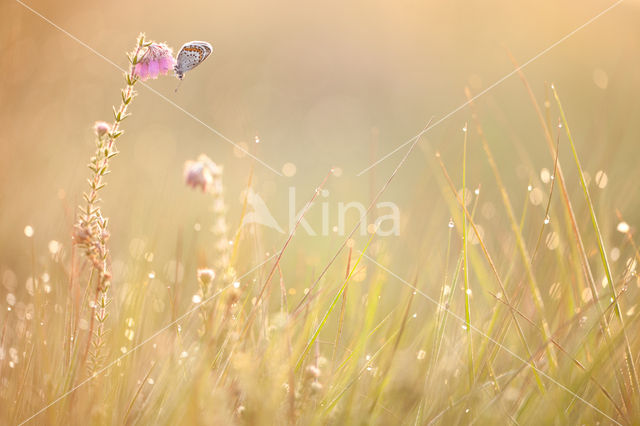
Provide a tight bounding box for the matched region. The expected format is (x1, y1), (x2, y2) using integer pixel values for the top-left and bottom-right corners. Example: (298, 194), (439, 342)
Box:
(2, 1), (640, 424)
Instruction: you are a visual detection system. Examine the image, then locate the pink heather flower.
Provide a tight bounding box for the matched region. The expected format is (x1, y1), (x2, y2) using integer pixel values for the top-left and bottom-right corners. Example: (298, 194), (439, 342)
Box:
(184, 161), (212, 192)
(93, 121), (111, 138)
(133, 43), (176, 81)
(197, 268), (215, 285)
(183, 154), (222, 192)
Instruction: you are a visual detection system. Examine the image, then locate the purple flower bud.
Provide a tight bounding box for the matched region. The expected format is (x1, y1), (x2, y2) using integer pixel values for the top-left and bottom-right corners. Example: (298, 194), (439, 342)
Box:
(94, 121), (111, 138)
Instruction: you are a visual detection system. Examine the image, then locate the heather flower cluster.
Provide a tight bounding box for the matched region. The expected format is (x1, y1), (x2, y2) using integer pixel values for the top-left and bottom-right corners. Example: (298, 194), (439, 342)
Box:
(183, 154), (223, 192)
(133, 42), (176, 81)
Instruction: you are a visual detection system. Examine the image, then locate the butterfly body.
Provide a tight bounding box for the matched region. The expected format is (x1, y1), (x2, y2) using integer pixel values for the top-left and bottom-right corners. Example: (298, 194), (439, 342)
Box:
(174, 41), (213, 80)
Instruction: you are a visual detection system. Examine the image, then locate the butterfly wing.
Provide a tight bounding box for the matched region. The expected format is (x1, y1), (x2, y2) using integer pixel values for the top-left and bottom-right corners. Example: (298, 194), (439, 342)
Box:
(175, 41), (213, 80)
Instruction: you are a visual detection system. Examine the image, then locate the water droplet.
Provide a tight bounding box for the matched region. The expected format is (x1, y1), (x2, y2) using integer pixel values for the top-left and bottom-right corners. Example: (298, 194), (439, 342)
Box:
(24, 226), (34, 238)
(611, 247), (621, 261)
(527, 185), (533, 192)
(48, 240), (61, 255)
(192, 294), (202, 304)
(417, 350), (426, 360)
(595, 170), (608, 189)
(148, 271), (155, 279)
(124, 329), (134, 341)
(180, 351), (188, 359)
(448, 219), (455, 228)
(282, 162), (297, 177)
(545, 232), (559, 250)
(147, 378), (155, 385)
(465, 289), (472, 296)
(254, 136), (260, 144)
(617, 222), (630, 233)
(412, 313), (417, 318)
(544, 216), (550, 225)
(233, 281), (241, 289)
(540, 168), (551, 184)
(474, 188), (480, 195)
(462, 126), (467, 132)
(529, 188), (544, 206)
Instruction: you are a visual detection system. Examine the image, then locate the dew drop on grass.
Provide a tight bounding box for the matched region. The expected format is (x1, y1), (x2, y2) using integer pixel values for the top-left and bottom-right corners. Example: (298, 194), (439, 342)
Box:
(147, 378), (155, 385)
(120, 347), (127, 354)
(529, 188), (543, 206)
(617, 222), (630, 233)
(581, 288), (594, 303)
(417, 350), (426, 360)
(24, 226), (34, 238)
(180, 351), (188, 359)
(48, 240), (61, 255)
(448, 219), (454, 228)
(527, 185), (532, 192)
(192, 294), (202, 304)
(544, 216), (550, 225)
(79, 319), (89, 330)
(254, 136), (260, 144)
(125, 329), (134, 341)
(282, 162), (297, 177)
(540, 168), (551, 184)
(595, 170), (608, 189)
(148, 271), (156, 279)
(611, 247), (620, 261)
(545, 232), (559, 250)
(233, 281), (241, 288)
(126, 317), (135, 327)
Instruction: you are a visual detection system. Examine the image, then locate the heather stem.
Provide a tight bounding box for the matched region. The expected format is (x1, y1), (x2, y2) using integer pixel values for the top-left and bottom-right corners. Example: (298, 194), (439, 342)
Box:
(76, 33), (147, 375)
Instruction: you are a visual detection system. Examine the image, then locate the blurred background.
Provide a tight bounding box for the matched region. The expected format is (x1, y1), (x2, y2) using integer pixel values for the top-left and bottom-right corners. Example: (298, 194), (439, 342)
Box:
(1, 0), (640, 305)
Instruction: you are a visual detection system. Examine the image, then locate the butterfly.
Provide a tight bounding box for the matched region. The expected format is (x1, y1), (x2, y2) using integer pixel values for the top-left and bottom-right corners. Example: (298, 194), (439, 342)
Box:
(174, 41), (213, 81)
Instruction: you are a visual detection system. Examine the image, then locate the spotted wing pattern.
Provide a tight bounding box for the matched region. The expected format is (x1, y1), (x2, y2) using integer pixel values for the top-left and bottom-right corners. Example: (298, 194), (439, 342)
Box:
(174, 41), (213, 80)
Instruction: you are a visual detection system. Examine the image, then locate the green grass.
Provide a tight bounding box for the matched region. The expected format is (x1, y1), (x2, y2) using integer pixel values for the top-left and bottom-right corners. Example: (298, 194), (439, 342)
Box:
(3, 59), (640, 426)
